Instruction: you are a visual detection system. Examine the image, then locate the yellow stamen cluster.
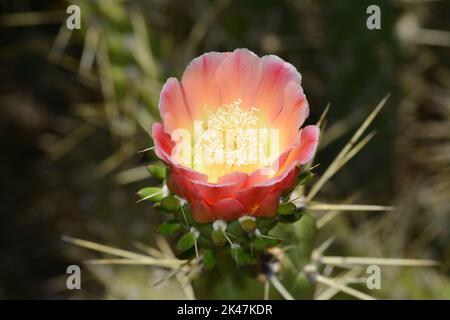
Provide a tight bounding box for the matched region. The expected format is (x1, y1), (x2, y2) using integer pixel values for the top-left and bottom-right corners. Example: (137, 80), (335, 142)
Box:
(202, 99), (260, 168)
(179, 99), (280, 182)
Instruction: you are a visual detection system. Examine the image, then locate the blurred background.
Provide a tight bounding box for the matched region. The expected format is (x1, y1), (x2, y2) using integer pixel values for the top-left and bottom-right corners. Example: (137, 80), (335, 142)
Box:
(0, 0), (449, 299)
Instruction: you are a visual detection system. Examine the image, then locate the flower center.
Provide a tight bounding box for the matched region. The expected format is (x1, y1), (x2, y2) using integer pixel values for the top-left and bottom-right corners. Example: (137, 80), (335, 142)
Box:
(190, 99), (280, 183)
(203, 99), (259, 166)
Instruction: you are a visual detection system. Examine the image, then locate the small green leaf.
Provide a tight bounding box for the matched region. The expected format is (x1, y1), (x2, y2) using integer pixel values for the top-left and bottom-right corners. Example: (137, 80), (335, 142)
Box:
(147, 164), (166, 180)
(160, 196), (180, 211)
(178, 205), (196, 226)
(231, 245), (256, 266)
(202, 249), (216, 270)
(176, 232), (195, 252)
(226, 220), (246, 238)
(278, 202), (297, 215)
(252, 236), (279, 250)
(278, 202), (303, 223)
(266, 237), (280, 246)
(255, 217), (277, 233)
(211, 229), (226, 246)
(157, 221), (181, 235)
(252, 237), (269, 250)
(279, 213), (302, 224)
(298, 171), (313, 186)
(136, 187), (164, 202)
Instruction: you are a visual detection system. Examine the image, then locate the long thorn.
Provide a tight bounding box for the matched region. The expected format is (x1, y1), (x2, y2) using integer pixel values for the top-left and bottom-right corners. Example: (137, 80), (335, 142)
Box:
(270, 276), (294, 300)
(306, 95), (390, 202)
(264, 281), (270, 300)
(320, 256), (439, 267)
(84, 258), (182, 269)
(137, 146), (155, 153)
(317, 103), (330, 128)
(316, 193), (362, 229)
(316, 274), (376, 300)
(48, 23), (73, 62)
(315, 267), (362, 300)
(307, 203), (394, 212)
(62, 236), (184, 267)
(180, 205), (189, 228)
(313, 237), (335, 259)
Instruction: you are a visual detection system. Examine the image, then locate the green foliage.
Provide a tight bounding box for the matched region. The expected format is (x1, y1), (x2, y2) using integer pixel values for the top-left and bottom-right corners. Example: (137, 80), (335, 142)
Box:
(202, 249), (216, 270)
(226, 220), (246, 239)
(290, 272), (315, 300)
(279, 212), (303, 224)
(147, 164), (166, 180)
(255, 217), (277, 233)
(176, 232), (196, 252)
(211, 229), (227, 246)
(297, 171), (314, 186)
(136, 187), (164, 202)
(278, 202), (303, 224)
(160, 196), (180, 211)
(231, 245), (256, 266)
(295, 213), (316, 266)
(156, 220), (181, 235)
(278, 202), (297, 215)
(251, 236), (279, 250)
(239, 217), (257, 233)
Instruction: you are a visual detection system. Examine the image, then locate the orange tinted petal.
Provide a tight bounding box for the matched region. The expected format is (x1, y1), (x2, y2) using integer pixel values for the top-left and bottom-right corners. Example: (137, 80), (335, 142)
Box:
(271, 81), (309, 149)
(210, 198), (246, 221)
(277, 125), (320, 175)
(159, 78), (192, 134)
(252, 191), (281, 218)
(215, 48), (262, 110)
(191, 200), (214, 223)
(253, 55), (302, 123)
(181, 52), (230, 122)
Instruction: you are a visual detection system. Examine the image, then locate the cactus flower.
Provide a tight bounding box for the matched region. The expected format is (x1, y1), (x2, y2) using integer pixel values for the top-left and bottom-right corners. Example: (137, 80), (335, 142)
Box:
(152, 49), (319, 223)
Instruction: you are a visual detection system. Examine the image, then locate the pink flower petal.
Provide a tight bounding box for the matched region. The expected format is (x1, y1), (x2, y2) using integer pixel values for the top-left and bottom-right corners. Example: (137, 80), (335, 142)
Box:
(279, 125), (320, 172)
(170, 165), (208, 183)
(215, 48), (263, 110)
(191, 200), (214, 223)
(217, 171), (249, 185)
(253, 55), (302, 123)
(236, 184), (273, 212)
(188, 180), (242, 204)
(152, 51), (319, 223)
(181, 52), (230, 122)
(271, 81), (309, 149)
(171, 171), (248, 206)
(252, 191), (281, 218)
(152, 122), (174, 163)
(210, 198), (246, 221)
(159, 78), (192, 134)
(167, 173), (188, 199)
